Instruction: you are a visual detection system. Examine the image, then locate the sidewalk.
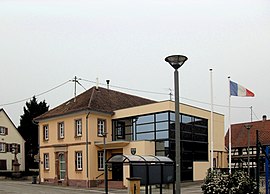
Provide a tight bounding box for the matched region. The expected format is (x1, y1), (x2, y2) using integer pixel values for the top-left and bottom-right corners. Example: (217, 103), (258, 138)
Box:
(95, 181), (203, 194)
(0, 179), (203, 194)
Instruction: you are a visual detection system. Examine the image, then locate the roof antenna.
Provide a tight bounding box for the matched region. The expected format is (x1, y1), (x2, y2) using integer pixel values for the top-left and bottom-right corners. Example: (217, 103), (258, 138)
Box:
(96, 77), (99, 90)
(106, 80), (110, 89)
(169, 88), (173, 101)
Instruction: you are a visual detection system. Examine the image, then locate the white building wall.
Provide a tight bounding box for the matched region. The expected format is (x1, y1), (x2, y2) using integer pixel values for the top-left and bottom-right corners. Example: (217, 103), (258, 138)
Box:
(0, 110), (25, 171)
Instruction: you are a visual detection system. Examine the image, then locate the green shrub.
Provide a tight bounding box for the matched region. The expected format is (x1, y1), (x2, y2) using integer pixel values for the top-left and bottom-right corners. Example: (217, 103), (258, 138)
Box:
(201, 169), (257, 194)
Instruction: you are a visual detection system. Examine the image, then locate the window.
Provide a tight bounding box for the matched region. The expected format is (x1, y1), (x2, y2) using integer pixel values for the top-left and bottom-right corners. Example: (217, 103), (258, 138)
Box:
(98, 151), (104, 170)
(58, 122), (64, 139)
(75, 151), (83, 170)
(156, 112), (168, 122)
(116, 122), (125, 139)
(43, 125), (49, 141)
(44, 153), (49, 170)
(75, 119), (82, 137)
(97, 119), (106, 137)
(0, 126), (7, 135)
(0, 143), (5, 152)
(137, 114), (154, 124)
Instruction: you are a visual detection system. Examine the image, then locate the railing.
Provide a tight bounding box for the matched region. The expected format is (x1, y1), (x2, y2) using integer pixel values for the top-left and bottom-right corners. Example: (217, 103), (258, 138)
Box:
(96, 172), (104, 180)
(95, 172), (105, 186)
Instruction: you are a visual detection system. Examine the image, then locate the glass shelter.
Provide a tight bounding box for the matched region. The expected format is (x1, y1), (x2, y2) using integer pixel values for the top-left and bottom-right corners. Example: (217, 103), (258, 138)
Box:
(107, 154), (175, 194)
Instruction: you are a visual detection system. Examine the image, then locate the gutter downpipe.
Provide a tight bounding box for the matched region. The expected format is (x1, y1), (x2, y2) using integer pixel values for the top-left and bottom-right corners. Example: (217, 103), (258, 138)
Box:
(85, 88), (95, 187)
(86, 111), (90, 187)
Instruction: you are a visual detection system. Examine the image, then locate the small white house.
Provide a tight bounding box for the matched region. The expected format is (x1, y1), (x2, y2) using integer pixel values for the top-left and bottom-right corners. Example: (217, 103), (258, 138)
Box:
(0, 109), (25, 171)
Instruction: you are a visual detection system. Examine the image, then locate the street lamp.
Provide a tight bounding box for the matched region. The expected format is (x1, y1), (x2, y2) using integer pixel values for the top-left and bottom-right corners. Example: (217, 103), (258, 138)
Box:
(165, 54), (188, 194)
(244, 124), (253, 176)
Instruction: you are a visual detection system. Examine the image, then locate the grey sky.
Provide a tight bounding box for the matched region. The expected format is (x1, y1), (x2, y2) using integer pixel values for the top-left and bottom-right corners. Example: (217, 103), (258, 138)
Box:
(1, 0), (270, 130)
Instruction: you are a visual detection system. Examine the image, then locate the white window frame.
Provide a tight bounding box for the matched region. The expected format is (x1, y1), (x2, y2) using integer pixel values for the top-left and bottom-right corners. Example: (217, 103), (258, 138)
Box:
(97, 119), (105, 137)
(98, 151), (104, 170)
(75, 119), (82, 137)
(0, 127), (6, 135)
(76, 151), (83, 170)
(0, 143), (5, 152)
(44, 125), (49, 140)
(44, 153), (49, 170)
(58, 122), (64, 139)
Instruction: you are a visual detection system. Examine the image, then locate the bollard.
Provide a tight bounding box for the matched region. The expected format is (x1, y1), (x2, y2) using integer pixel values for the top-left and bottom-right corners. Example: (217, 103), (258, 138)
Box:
(32, 175), (37, 184)
(126, 177), (141, 194)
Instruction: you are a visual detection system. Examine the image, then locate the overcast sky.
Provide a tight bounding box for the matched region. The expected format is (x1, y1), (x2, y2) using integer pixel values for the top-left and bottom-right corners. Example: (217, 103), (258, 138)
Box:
(1, 0), (270, 131)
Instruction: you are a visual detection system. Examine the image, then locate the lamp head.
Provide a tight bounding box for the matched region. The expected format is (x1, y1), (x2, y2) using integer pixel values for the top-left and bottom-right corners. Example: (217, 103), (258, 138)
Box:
(244, 124), (253, 130)
(165, 55), (188, 70)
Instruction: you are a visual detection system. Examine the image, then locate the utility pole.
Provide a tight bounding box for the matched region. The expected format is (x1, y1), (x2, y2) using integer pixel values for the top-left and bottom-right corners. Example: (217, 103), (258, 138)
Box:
(73, 76), (78, 102)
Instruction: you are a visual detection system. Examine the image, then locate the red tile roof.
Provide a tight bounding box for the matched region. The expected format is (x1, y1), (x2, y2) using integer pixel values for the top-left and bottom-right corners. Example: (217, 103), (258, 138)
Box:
(225, 119), (270, 148)
(35, 87), (156, 120)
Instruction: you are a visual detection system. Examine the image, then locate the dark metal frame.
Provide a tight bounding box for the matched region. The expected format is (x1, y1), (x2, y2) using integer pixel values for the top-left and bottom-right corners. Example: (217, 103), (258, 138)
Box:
(106, 154), (175, 194)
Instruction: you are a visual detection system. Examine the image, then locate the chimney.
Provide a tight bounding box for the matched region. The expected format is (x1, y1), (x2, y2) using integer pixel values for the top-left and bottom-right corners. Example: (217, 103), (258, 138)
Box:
(96, 77), (99, 90)
(263, 115), (267, 121)
(106, 80), (110, 89)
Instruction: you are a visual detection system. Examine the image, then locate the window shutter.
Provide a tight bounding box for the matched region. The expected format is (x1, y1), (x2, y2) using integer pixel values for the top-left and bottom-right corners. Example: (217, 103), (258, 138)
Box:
(5, 128), (8, 135)
(75, 152), (77, 170)
(81, 153), (83, 169)
(7, 144), (11, 152)
(5, 143), (8, 153)
(58, 124), (60, 140)
(17, 144), (20, 153)
(104, 120), (107, 134)
(74, 121), (77, 137)
(43, 127), (45, 140)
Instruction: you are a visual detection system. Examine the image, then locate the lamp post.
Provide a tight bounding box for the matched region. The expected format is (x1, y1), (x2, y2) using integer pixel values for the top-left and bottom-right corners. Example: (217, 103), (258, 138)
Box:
(165, 55), (188, 194)
(244, 124), (252, 176)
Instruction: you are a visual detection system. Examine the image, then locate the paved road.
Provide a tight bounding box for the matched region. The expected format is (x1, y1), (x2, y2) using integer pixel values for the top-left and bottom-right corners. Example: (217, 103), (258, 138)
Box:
(0, 180), (203, 194)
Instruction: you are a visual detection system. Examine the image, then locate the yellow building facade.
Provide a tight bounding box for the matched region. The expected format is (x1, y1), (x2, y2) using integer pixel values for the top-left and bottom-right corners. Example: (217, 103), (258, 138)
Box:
(36, 87), (227, 188)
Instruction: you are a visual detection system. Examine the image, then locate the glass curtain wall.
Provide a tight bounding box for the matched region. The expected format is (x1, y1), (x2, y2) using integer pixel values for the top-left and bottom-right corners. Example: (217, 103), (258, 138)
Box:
(112, 111), (208, 181)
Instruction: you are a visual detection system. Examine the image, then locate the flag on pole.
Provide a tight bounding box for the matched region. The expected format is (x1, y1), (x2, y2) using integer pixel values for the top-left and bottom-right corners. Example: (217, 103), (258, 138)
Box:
(230, 80), (255, 97)
(228, 78), (255, 174)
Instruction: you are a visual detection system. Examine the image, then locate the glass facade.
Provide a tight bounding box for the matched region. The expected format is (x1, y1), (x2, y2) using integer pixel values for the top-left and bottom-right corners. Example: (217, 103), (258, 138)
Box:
(112, 111), (208, 181)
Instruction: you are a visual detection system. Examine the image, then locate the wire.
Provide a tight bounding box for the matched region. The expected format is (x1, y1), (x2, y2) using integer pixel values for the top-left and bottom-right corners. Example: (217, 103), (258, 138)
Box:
(252, 109), (260, 120)
(0, 76), (252, 111)
(77, 81), (87, 91)
(80, 77), (250, 109)
(0, 80), (71, 107)
(80, 78), (168, 95)
(181, 97), (250, 109)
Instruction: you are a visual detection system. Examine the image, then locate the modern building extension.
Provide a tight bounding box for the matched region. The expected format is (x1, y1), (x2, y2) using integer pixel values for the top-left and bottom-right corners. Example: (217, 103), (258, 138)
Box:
(0, 109), (25, 171)
(35, 86), (227, 188)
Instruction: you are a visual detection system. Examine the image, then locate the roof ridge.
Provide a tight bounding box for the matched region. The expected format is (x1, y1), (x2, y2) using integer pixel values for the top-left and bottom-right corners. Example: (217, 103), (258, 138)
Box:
(35, 85), (156, 121)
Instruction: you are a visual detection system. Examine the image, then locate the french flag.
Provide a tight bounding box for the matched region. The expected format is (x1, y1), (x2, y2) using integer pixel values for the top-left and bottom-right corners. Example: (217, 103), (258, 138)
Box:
(230, 80), (255, 97)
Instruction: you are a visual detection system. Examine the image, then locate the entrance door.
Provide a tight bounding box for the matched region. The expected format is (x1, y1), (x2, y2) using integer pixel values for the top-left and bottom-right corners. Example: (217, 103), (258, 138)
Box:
(59, 154), (66, 180)
(112, 163), (123, 181)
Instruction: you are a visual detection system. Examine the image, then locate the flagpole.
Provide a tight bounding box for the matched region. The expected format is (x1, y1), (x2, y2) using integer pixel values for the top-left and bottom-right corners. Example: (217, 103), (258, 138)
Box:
(210, 69), (214, 171)
(228, 76), (232, 174)
(250, 106), (253, 122)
